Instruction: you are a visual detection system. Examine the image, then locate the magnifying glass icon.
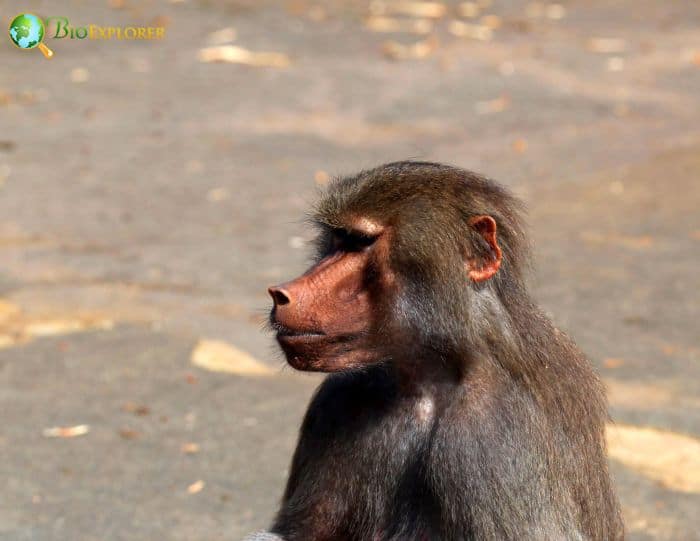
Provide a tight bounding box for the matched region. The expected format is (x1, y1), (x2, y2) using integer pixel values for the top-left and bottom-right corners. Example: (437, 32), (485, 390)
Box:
(9, 13), (54, 59)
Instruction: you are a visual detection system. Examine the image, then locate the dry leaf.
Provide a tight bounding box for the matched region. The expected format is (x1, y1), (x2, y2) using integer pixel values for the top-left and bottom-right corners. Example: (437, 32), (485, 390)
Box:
(191, 339), (274, 376)
(206, 27), (236, 45)
(182, 442), (200, 454)
(369, 1), (446, 18)
(286, 0), (307, 16)
(611, 100), (630, 117)
(588, 37), (627, 54)
(607, 57), (625, 72)
(118, 427), (141, 440)
(448, 20), (493, 41)
(122, 402), (150, 416)
(609, 181), (624, 194)
(187, 480), (205, 494)
(206, 187), (230, 202)
(314, 170), (330, 185)
(580, 231), (654, 250)
(545, 3), (565, 20)
(499, 61), (515, 76)
(660, 344), (678, 356)
(691, 230), (700, 241)
(607, 423), (700, 494)
(525, 2), (545, 18)
(603, 357), (625, 369)
(150, 15), (170, 28)
(458, 2), (480, 18)
(0, 299), (20, 324)
(0, 164), (10, 185)
(606, 379), (700, 412)
(619, 234), (654, 248)
(365, 16), (433, 34)
(24, 317), (114, 337)
(43, 424), (90, 438)
(475, 95), (510, 114)
(26, 320), (84, 336)
(70, 68), (90, 84)
(186, 160), (204, 173)
(198, 46), (291, 68)
(0, 306), (115, 349)
(480, 14), (502, 29)
(382, 37), (437, 60)
(0, 91), (12, 106)
(307, 6), (327, 22)
(512, 138), (528, 153)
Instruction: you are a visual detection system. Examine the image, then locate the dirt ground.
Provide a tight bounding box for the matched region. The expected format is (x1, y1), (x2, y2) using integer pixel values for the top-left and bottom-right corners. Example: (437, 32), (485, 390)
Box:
(0, 1), (699, 539)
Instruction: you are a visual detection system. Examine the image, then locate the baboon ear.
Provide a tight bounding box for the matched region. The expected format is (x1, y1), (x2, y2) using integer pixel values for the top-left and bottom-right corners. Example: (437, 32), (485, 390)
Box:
(466, 215), (502, 282)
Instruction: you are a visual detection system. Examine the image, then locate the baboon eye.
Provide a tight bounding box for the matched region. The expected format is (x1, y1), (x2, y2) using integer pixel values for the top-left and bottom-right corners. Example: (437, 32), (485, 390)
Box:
(332, 229), (377, 252)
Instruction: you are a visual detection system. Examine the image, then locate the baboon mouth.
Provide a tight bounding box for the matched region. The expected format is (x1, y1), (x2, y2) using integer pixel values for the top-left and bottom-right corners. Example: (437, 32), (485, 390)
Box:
(275, 326), (326, 340)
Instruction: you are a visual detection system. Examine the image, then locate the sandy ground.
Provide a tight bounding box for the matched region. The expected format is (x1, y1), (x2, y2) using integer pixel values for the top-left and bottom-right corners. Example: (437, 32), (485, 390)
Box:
(0, 1), (699, 539)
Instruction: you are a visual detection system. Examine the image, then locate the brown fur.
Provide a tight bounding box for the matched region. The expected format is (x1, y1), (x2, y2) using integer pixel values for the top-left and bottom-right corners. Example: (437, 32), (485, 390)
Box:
(268, 161), (624, 540)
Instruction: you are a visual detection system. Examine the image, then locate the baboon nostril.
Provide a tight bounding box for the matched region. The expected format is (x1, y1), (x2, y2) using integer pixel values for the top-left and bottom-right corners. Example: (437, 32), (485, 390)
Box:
(268, 286), (291, 306)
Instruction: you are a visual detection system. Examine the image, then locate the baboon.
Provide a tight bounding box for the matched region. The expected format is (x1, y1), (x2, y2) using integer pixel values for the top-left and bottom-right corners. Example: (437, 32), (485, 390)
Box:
(266, 161), (623, 541)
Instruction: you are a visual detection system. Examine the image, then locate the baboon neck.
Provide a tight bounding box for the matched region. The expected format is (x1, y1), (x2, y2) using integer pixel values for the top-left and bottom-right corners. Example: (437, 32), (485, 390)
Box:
(392, 352), (464, 397)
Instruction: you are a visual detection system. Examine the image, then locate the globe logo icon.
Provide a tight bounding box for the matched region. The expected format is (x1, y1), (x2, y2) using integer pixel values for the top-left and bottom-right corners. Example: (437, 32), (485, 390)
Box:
(9, 13), (54, 58)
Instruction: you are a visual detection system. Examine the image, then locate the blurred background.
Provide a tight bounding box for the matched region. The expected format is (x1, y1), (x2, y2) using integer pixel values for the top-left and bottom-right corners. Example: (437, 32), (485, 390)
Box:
(1, 0), (699, 539)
